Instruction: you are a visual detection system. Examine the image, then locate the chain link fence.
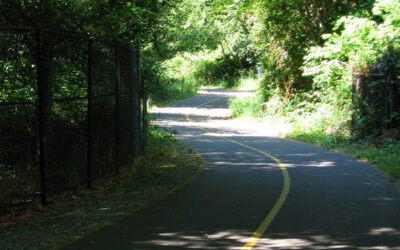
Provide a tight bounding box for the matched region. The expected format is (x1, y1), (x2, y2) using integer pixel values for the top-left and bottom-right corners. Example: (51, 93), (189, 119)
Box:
(0, 28), (146, 211)
(351, 48), (400, 138)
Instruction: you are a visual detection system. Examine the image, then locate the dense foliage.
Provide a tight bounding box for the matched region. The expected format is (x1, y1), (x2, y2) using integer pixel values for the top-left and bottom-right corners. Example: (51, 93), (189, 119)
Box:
(303, 0), (400, 137)
(211, 0), (399, 141)
(2, 0), (398, 127)
(1, 0), (399, 177)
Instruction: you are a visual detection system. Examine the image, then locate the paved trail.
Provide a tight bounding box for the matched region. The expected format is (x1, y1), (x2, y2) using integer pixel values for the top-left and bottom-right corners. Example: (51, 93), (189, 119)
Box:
(63, 89), (400, 249)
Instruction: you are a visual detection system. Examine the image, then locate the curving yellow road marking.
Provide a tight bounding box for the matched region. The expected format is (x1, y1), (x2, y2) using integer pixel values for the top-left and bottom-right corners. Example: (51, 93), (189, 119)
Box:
(185, 96), (291, 250)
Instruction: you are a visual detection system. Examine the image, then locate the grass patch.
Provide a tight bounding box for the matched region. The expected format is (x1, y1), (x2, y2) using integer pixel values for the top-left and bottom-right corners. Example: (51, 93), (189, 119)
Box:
(229, 95), (264, 118)
(149, 80), (199, 108)
(227, 76), (263, 118)
(233, 77), (259, 91)
(285, 130), (400, 181)
(213, 76), (259, 90)
(0, 125), (203, 249)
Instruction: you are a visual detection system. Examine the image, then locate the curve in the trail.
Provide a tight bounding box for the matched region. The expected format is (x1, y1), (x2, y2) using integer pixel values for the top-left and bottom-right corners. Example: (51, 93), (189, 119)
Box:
(60, 89), (400, 250)
(185, 97), (291, 249)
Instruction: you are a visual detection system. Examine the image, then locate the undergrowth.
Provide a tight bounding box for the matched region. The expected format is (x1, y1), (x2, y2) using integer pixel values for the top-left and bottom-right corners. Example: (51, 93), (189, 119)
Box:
(135, 125), (200, 187)
(0, 125), (202, 249)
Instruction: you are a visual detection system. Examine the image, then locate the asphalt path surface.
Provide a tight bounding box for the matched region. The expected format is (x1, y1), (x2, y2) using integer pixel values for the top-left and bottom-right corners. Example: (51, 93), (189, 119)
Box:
(63, 89), (400, 249)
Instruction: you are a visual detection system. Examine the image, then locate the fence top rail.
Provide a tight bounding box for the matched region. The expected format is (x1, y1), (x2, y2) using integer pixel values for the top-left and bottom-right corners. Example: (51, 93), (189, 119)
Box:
(0, 26), (135, 49)
(0, 26), (87, 38)
(0, 27), (36, 32)
(0, 100), (36, 106)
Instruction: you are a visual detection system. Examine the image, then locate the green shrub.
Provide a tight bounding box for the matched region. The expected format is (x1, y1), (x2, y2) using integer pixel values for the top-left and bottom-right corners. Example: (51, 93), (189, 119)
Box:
(235, 77), (259, 91)
(163, 47), (256, 89)
(229, 95), (264, 118)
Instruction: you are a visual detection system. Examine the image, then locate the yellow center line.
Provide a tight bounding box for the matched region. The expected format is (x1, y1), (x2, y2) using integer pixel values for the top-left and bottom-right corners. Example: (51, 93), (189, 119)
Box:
(185, 96), (291, 250)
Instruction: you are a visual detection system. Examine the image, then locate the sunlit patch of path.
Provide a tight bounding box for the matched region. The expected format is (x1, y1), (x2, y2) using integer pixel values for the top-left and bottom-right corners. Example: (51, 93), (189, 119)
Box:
(151, 89), (290, 137)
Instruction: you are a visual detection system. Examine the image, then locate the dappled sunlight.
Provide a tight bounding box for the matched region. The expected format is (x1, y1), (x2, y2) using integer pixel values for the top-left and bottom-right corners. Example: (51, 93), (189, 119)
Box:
(151, 89), (290, 137)
(152, 108), (289, 138)
(368, 197), (396, 202)
(152, 98), (360, 171)
(151, 90), (291, 137)
(196, 151), (278, 171)
(213, 161), (275, 168)
(152, 106), (231, 118)
(137, 230), (248, 249)
(285, 161), (335, 168)
(369, 227), (400, 236)
(132, 229), (399, 249)
(284, 153), (317, 157)
(151, 89), (295, 138)
(251, 236), (345, 249)
(140, 230), (315, 249)
(198, 89), (255, 98)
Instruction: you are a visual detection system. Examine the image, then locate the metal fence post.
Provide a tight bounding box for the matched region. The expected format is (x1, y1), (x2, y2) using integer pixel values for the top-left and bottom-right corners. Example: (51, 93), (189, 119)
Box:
(137, 45), (146, 149)
(36, 29), (47, 205)
(141, 71), (147, 148)
(87, 39), (93, 189)
(115, 46), (120, 174)
(134, 50), (141, 153)
(128, 50), (137, 158)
